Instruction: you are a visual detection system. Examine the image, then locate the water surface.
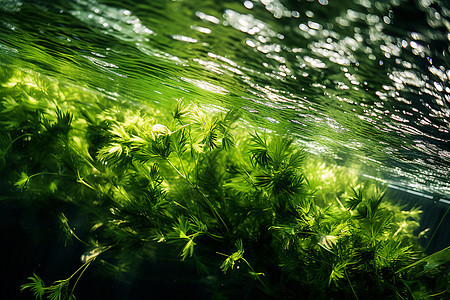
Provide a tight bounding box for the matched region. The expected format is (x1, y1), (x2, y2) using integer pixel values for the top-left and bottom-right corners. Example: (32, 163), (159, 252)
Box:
(1, 0), (449, 197)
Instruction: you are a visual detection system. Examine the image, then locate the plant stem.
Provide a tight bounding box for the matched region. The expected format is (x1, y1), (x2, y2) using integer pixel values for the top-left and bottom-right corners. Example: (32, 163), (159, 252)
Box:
(344, 269), (359, 300)
(71, 230), (89, 246)
(68, 245), (112, 294)
(76, 171), (96, 191)
(29, 171), (72, 180)
(166, 158), (230, 235)
(241, 257), (269, 290)
(71, 259), (93, 295)
(11, 133), (32, 144)
(424, 205), (449, 253)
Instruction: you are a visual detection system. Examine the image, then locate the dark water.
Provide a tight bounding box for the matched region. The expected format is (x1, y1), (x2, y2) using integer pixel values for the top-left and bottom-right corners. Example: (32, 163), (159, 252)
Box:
(1, 0), (449, 197)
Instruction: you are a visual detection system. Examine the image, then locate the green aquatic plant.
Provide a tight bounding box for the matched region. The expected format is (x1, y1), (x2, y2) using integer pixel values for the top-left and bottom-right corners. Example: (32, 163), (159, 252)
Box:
(21, 253), (102, 300)
(1, 69), (448, 299)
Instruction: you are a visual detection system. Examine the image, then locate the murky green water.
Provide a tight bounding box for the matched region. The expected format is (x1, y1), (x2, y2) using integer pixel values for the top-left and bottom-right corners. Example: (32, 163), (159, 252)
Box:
(1, 0), (449, 196)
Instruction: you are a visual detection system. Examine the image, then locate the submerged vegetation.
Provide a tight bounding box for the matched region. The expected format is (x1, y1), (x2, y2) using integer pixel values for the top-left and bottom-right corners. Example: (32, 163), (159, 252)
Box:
(1, 68), (449, 299)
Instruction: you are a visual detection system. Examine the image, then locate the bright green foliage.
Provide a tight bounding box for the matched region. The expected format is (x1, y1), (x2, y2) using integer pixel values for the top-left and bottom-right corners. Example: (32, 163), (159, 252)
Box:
(14, 171), (31, 190)
(21, 266), (87, 300)
(220, 240), (245, 273)
(20, 274), (46, 300)
(2, 69), (448, 299)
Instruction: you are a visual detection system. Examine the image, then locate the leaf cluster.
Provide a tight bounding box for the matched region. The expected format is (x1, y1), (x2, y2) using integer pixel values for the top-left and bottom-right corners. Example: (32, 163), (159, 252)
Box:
(1, 69), (448, 300)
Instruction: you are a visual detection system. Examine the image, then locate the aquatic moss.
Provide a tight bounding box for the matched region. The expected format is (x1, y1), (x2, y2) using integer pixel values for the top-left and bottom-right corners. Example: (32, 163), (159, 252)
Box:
(1, 69), (448, 299)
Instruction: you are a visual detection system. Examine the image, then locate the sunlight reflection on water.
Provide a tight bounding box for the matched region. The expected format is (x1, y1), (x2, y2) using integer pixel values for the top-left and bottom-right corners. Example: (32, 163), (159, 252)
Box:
(0, 0), (449, 197)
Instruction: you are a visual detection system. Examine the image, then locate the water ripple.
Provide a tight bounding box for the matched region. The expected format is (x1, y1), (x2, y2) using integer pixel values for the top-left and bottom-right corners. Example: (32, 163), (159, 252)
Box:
(0, 0), (449, 196)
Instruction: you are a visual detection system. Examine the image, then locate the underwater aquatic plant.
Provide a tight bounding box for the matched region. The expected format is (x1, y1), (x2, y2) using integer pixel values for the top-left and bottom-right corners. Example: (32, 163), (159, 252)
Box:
(1, 69), (448, 299)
